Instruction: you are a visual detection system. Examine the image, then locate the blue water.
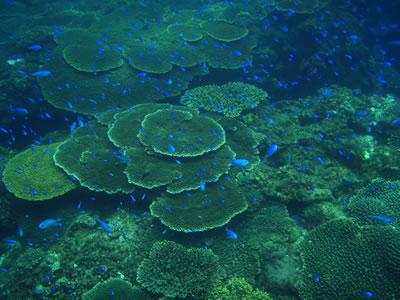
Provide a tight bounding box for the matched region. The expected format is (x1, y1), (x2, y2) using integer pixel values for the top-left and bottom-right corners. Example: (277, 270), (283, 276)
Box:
(0, 0), (399, 299)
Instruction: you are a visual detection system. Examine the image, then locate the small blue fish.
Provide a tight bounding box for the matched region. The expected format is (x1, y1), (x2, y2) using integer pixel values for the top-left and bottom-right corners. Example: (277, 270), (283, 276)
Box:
(38, 218), (62, 229)
(70, 122), (76, 136)
(232, 50), (242, 56)
(200, 177), (205, 191)
(372, 215), (393, 223)
(347, 34), (359, 40)
(354, 110), (367, 116)
(32, 70), (52, 77)
(114, 154), (131, 163)
(231, 159), (249, 166)
(28, 45), (41, 51)
(362, 291), (373, 299)
(226, 228), (238, 239)
(17, 225), (23, 237)
(10, 106), (28, 115)
(266, 144), (278, 158)
(168, 143), (176, 153)
(97, 219), (112, 233)
(316, 156), (325, 165)
(313, 274), (321, 282)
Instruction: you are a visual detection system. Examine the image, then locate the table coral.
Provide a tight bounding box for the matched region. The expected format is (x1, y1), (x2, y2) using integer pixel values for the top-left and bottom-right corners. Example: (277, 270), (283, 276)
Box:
(53, 121), (135, 194)
(150, 175), (248, 232)
(63, 44), (123, 72)
(200, 20), (248, 42)
(51, 103), (257, 232)
(2, 143), (77, 201)
(137, 108), (226, 157)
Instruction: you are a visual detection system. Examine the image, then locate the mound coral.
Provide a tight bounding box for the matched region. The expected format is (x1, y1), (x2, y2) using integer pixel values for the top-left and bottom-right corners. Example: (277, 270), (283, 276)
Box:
(209, 277), (272, 300)
(82, 278), (149, 300)
(137, 241), (224, 298)
(347, 178), (400, 228)
(298, 218), (400, 299)
(16, 248), (45, 270)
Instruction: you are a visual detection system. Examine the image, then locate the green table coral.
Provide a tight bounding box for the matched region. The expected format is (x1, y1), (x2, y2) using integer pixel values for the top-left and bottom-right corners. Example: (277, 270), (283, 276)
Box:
(200, 20), (248, 42)
(53, 121), (134, 194)
(124, 144), (234, 193)
(180, 82), (268, 117)
(63, 44), (124, 72)
(218, 118), (262, 170)
(150, 175), (248, 232)
(123, 42), (173, 74)
(137, 108), (226, 157)
(38, 47), (199, 115)
(82, 278), (149, 300)
(137, 241), (225, 298)
(298, 218), (400, 299)
(167, 23), (204, 42)
(199, 36), (257, 69)
(2, 143), (77, 201)
(53, 103), (256, 232)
